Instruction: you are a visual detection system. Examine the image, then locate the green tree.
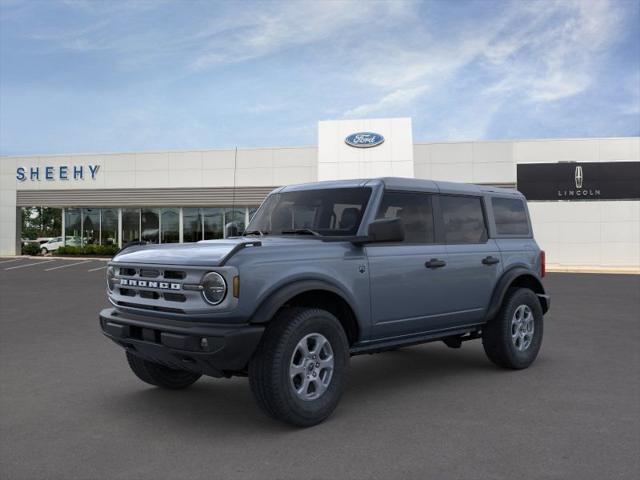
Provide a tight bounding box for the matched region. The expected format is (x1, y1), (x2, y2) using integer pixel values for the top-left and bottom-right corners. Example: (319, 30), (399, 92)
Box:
(21, 207), (62, 239)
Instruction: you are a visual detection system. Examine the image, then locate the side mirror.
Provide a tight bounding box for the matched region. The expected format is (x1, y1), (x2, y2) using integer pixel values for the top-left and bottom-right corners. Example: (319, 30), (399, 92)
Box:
(360, 218), (405, 244)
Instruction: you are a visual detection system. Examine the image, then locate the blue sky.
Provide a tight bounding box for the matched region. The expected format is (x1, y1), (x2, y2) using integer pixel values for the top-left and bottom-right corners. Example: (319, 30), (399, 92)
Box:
(1, 0), (639, 155)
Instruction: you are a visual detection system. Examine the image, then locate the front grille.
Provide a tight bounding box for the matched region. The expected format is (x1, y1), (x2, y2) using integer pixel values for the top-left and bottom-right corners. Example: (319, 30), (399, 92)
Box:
(115, 300), (185, 314)
(163, 293), (187, 302)
(140, 269), (160, 278)
(109, 263), (220, 314)
(139, 290), (160, 300)
(164, 270), (186, 279)
(119, 288), (187, 303)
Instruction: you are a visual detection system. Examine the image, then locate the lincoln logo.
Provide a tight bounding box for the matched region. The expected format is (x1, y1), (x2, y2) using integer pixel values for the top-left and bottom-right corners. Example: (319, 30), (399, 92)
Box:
(558, 164), (600, 198)
(119, 278), (181, 290)
(575, 166), (583, 188)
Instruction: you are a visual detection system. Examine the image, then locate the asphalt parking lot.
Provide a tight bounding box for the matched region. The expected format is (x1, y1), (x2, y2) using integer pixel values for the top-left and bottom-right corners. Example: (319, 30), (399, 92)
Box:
(0, 258), (638, 480)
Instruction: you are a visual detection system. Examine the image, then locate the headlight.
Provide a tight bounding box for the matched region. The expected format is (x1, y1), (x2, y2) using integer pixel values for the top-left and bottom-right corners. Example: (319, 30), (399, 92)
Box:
(106, 266), (116, 292)
(201, 272), (227, 305)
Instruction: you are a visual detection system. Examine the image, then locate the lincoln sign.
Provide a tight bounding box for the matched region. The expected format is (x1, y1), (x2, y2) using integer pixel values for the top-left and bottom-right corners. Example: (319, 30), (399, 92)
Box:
(516, 162), (640, 201)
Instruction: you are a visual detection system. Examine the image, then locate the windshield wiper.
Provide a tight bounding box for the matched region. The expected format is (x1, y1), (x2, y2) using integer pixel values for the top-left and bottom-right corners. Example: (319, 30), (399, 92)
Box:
(243, 230), (267, 236)
(281, 228), (321, 237)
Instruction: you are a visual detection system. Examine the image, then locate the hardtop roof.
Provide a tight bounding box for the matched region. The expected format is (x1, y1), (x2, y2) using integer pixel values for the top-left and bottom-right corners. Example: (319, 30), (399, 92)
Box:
(278, 177), (522, 197)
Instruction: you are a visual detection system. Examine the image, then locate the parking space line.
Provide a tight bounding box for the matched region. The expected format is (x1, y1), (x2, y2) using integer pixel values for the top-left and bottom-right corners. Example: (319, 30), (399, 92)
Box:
(0, 258), (24, 265)
(44, 260), (92, 271)
(88, 265), (107, 272)
(5, 260), (56, 270)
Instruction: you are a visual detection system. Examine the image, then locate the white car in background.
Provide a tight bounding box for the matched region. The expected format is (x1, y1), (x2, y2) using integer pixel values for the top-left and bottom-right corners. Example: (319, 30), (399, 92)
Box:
(40, 236), (80, 254)
(40, 237), (64, 254)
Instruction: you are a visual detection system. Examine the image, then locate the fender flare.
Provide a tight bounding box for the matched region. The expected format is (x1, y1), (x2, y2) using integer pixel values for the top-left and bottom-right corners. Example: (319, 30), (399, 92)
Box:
(248, 279), (360, 326)
(484, 267), (548, 322)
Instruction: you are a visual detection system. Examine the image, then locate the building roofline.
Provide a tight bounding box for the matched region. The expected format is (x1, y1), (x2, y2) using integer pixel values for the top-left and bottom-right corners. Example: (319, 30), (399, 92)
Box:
(2, 136), (638, 159)
(0, 145), (318, 159)
(413, 136), (639, 146)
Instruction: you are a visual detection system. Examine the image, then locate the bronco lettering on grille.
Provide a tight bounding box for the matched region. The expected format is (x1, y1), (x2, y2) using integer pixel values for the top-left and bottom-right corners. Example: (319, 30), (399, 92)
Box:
(119, 278), (181, 290)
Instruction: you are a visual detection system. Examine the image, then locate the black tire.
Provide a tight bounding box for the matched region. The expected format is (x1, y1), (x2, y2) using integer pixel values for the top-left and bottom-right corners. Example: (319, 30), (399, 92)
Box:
(482, 288), (544, 369)
(40, 248), (48, 255)
(249, 307), (350, 427)
(126, 352), (201, 389)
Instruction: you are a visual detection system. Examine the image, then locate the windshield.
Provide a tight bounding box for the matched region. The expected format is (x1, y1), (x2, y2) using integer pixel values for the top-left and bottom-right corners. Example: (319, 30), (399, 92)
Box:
(246, 187), (372, 236)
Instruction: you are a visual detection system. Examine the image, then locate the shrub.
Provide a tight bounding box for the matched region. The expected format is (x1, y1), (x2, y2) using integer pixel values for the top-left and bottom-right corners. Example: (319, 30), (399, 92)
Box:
(55, 244), (118, 257)
(22, 243), (41, 256)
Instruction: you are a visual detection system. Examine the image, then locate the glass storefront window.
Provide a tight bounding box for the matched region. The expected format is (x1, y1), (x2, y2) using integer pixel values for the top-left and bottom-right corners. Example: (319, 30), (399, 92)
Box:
(64, 208), (82, 246)
(141, 208), (159, 243)
(183, 208), (202, 243)
(161, 208), (179, 243)
(122, 208), (140, 244)
(82, 208), (100, 245)
(60, 206), (259, 246)
(101, 209), (118, 246)
(224, 208), (246, 237)
(203, 208), (224, 240)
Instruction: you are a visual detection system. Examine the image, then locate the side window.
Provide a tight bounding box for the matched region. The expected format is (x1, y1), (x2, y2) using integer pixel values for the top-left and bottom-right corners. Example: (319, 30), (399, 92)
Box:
(376, 191), (435, 243)
(333, 203), (364, 233)
(440, 195), (487, 244)
(491, 197), (530, 235)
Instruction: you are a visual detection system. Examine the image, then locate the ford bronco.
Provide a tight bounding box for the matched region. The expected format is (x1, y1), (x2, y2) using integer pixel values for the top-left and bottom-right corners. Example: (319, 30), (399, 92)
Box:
(100, 178), (550, 427)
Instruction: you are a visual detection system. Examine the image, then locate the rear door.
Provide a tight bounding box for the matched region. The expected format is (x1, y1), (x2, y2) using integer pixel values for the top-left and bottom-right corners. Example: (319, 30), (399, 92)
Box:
(438, 194), (502, 325)
(366, 191), (451, 339)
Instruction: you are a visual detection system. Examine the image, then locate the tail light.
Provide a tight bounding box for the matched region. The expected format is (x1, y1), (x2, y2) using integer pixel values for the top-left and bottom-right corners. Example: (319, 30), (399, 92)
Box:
(540, 250), (546, 278)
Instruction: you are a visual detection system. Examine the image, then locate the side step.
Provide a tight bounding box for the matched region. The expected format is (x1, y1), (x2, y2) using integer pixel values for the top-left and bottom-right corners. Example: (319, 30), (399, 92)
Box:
(350, 325), (483, 356)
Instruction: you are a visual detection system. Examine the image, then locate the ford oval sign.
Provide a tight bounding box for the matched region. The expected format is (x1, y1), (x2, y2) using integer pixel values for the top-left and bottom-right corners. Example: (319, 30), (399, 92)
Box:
(345, 132), (385, 148)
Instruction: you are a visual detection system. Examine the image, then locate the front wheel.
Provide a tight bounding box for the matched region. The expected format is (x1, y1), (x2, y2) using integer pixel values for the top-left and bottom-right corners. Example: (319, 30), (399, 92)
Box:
(482, 288), (544, 369)
(249, 307), (350, 427)
(40, 248), (48, 255)
(126, 352), (201, 389)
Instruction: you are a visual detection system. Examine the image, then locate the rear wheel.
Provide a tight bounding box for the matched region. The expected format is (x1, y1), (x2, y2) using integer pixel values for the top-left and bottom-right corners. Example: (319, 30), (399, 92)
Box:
(249, 307), (349, 427)
(482, 288), (543, 369)
(126, 352), (201, 389)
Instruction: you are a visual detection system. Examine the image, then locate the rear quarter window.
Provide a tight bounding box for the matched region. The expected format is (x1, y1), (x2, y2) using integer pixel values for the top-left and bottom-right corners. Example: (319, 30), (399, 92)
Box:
(491, 197), (530, 236)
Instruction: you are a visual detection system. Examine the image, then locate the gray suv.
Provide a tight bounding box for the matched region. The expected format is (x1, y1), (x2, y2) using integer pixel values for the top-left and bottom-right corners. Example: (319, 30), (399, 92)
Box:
(100, 178), (550, 427)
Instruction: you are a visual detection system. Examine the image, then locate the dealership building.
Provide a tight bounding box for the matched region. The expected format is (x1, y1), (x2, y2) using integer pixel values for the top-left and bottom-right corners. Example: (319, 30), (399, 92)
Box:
(1, 118), (638, 270)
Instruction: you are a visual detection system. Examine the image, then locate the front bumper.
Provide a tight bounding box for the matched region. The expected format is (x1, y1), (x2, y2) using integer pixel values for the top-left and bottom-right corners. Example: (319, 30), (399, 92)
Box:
(99, 308), (264, 378)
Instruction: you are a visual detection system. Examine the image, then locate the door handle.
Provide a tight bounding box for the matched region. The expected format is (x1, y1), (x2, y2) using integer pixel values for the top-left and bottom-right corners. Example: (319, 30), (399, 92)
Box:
(482, 256), (500, 265)
(425, 258), (447, 269)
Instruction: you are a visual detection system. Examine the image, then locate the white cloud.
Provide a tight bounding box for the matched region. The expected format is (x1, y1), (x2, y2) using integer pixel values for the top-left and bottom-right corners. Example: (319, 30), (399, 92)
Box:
(342, 0), (624, 130)
(482, 0), (622, 103)
(344, 85), (429, 118)
(189, 1), (413, 71)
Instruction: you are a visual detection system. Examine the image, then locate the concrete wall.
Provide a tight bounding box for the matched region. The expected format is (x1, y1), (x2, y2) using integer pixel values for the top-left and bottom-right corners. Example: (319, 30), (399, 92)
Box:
(414, 141), (515, 185)
(2, 135), (639, 269)
(6, 146), (317, 191)
(318, 118), (413, 180)
(516, 138), (640, 269)
(0, 159), (18, 256)
(0, 147), (317, 255)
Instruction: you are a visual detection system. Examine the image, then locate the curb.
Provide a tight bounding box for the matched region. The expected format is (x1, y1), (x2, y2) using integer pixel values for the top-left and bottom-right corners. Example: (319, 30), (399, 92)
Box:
(546, 266), (640, 275)
(1, 255), (111, 262)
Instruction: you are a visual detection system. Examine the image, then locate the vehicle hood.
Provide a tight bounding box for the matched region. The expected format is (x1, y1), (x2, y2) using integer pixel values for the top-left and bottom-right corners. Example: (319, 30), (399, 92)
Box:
(112, 237), (326, 267)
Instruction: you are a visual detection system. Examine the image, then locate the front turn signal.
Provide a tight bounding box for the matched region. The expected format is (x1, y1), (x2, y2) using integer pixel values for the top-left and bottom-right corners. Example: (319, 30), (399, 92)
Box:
(233, 276), (240, 298)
